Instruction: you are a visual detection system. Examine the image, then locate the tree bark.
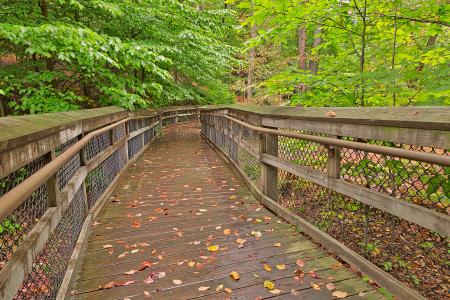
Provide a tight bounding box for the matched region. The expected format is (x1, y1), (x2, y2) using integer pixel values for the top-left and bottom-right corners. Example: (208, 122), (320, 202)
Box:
(39, 0), (48, 19)
(309, 26), (322, 74)
(297, 26), (307, 92)
(247, 25), (256, 102)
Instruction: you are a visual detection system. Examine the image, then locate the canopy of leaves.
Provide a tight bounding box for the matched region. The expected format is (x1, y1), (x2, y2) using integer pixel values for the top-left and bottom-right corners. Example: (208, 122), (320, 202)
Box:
(231, 0), (449, 107)
(0, 0), (238, 114)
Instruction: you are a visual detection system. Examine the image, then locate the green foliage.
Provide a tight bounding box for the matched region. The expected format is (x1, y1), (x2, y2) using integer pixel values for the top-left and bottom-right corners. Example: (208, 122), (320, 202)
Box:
(233, 0), (449, 107)
(0, 0), (238, 114)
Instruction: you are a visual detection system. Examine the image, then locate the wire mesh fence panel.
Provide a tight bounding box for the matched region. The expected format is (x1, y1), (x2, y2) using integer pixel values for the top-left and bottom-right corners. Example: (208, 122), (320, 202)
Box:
(85, 147), (126, 208)
(55, 137), (81, 191)
(14, 187), (86, 300)
(128, 134), (143, 159)
(112, 123), (126, 144)
(340, 142), (449, 214)
(0, 155), (50, 270)
(162, 117), (176, 127)
(237, 146), (262, 189)
(277, 170), (449, 297)
(143, 128), (154, 145)
(85, 131), (111, 161)
(128, 120), (139, 133)
(278, 132), (328, 173)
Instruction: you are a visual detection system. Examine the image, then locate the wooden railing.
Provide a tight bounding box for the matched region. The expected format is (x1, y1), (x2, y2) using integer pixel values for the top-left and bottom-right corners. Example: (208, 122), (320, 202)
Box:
(199, 105), (450, 300)
(0, 106), (198, 300)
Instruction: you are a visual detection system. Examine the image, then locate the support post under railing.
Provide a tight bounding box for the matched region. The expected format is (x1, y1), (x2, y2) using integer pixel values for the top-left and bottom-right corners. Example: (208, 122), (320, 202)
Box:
(260, 129), (278, 201)
(327, 136), (341, 179)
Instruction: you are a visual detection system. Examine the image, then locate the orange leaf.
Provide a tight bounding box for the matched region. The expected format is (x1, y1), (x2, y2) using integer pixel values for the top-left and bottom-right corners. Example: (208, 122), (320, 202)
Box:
(230, 271), (240, 281)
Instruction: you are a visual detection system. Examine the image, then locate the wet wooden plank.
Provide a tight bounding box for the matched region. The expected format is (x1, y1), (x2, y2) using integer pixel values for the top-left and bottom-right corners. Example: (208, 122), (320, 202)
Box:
(71, 124), (383, 300)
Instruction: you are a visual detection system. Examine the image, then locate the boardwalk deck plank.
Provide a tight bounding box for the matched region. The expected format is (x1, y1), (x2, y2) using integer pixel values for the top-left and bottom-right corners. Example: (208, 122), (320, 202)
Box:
(71, 124), (383, 299)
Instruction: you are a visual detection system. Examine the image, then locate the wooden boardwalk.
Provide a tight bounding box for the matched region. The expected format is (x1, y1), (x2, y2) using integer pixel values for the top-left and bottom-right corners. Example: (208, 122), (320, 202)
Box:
(71, 123), (383, 300)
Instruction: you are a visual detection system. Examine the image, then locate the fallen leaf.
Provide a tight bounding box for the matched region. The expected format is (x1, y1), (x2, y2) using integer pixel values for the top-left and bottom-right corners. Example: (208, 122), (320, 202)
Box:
(103, 281), (115, 289)
(216, 284), (224, 292)
(102, 244), (113, 249)
(326, 110), (337, 118)
(296, 259), (306, 268)
(188, 261), (196, 267)
(311, 283), (321, 291)
(223, 229), (231, 235)
(224, 288), (232, 294)
(332, 291), (348, 298)
(326, 283), (336, 291)
(131, 220), (141, 229)
(158, 272), (166, 279)
(215, 226), (222, 230)
(273, 242), (281, 247)
(263, 264), (272, 272)
(308, 270), (320, 278)
(251, 231), (262, 238)
(198, 286), (210, 292)
(143, 291), (151, 297)
(276, 264), (286, 270)
(199, 209), (208, 212)
(173, 279), (182, 285)
(291, 289), (300, 296)
(207, 245), (219, 252)
(235, 238), (246, 245)
(270, 289), (282, 294)
(124, 269), (137, 275)
(264, 280), (275, 290)
(230, 271), (240, 281)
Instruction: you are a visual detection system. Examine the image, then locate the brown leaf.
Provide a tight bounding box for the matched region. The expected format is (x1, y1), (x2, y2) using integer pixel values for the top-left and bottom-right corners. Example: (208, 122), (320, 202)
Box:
(332, 291), (348, 298)
(326, 110), (337, 117)
(296, 259), (306, 268)
(102, 281), (115, 289)
(131, 220), (141, 229)
(326, 283), (336, 291)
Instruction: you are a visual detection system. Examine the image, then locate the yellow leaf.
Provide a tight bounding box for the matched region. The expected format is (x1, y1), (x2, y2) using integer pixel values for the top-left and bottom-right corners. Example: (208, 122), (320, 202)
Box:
(276, 264), (286, 270)
(255, 219), (262, 223)
(311, 283), (321, 291)
(273, 242), (281, 247)
(224, 288), (232, 294)
(188, 261), (196, 267)
(332, 291), (348, 298)
(223, 229), (231, 235)
(216, 284), (224, 291)
(207, 245), (219, 252)
(230, 271), (240, 281)
(264, 280), (275, 290)
(264, 264), (272, 272)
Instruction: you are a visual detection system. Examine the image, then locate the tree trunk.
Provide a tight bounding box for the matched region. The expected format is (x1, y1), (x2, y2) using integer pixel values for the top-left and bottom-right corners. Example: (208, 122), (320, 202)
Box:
(247, 25), (256, 102)
(297, 26), (307, 92)
(391, 8), (398, 106)
(39, 0), (48, 19)
(309, 26), (322, 74)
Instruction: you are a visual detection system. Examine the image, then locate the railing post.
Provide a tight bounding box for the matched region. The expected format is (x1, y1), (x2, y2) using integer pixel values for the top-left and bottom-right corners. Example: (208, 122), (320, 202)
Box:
(327, 136), (341, 179)
(260, 129), (278, 201)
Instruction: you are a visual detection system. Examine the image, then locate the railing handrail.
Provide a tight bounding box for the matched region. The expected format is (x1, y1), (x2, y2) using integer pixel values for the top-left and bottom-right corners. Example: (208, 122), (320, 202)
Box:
(211, 113), (450, 167)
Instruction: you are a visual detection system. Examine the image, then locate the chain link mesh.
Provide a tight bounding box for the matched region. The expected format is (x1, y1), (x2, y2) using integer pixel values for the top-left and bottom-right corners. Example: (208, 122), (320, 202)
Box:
(127, 134), (144, 159)
(55, 137), (81, 190)
(14, 187), (86, 299)
(0, 155), (50, 270)
(86, 147), (126, 208)
(112, 123), (126, 143)
(85, 131), (111, 161)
